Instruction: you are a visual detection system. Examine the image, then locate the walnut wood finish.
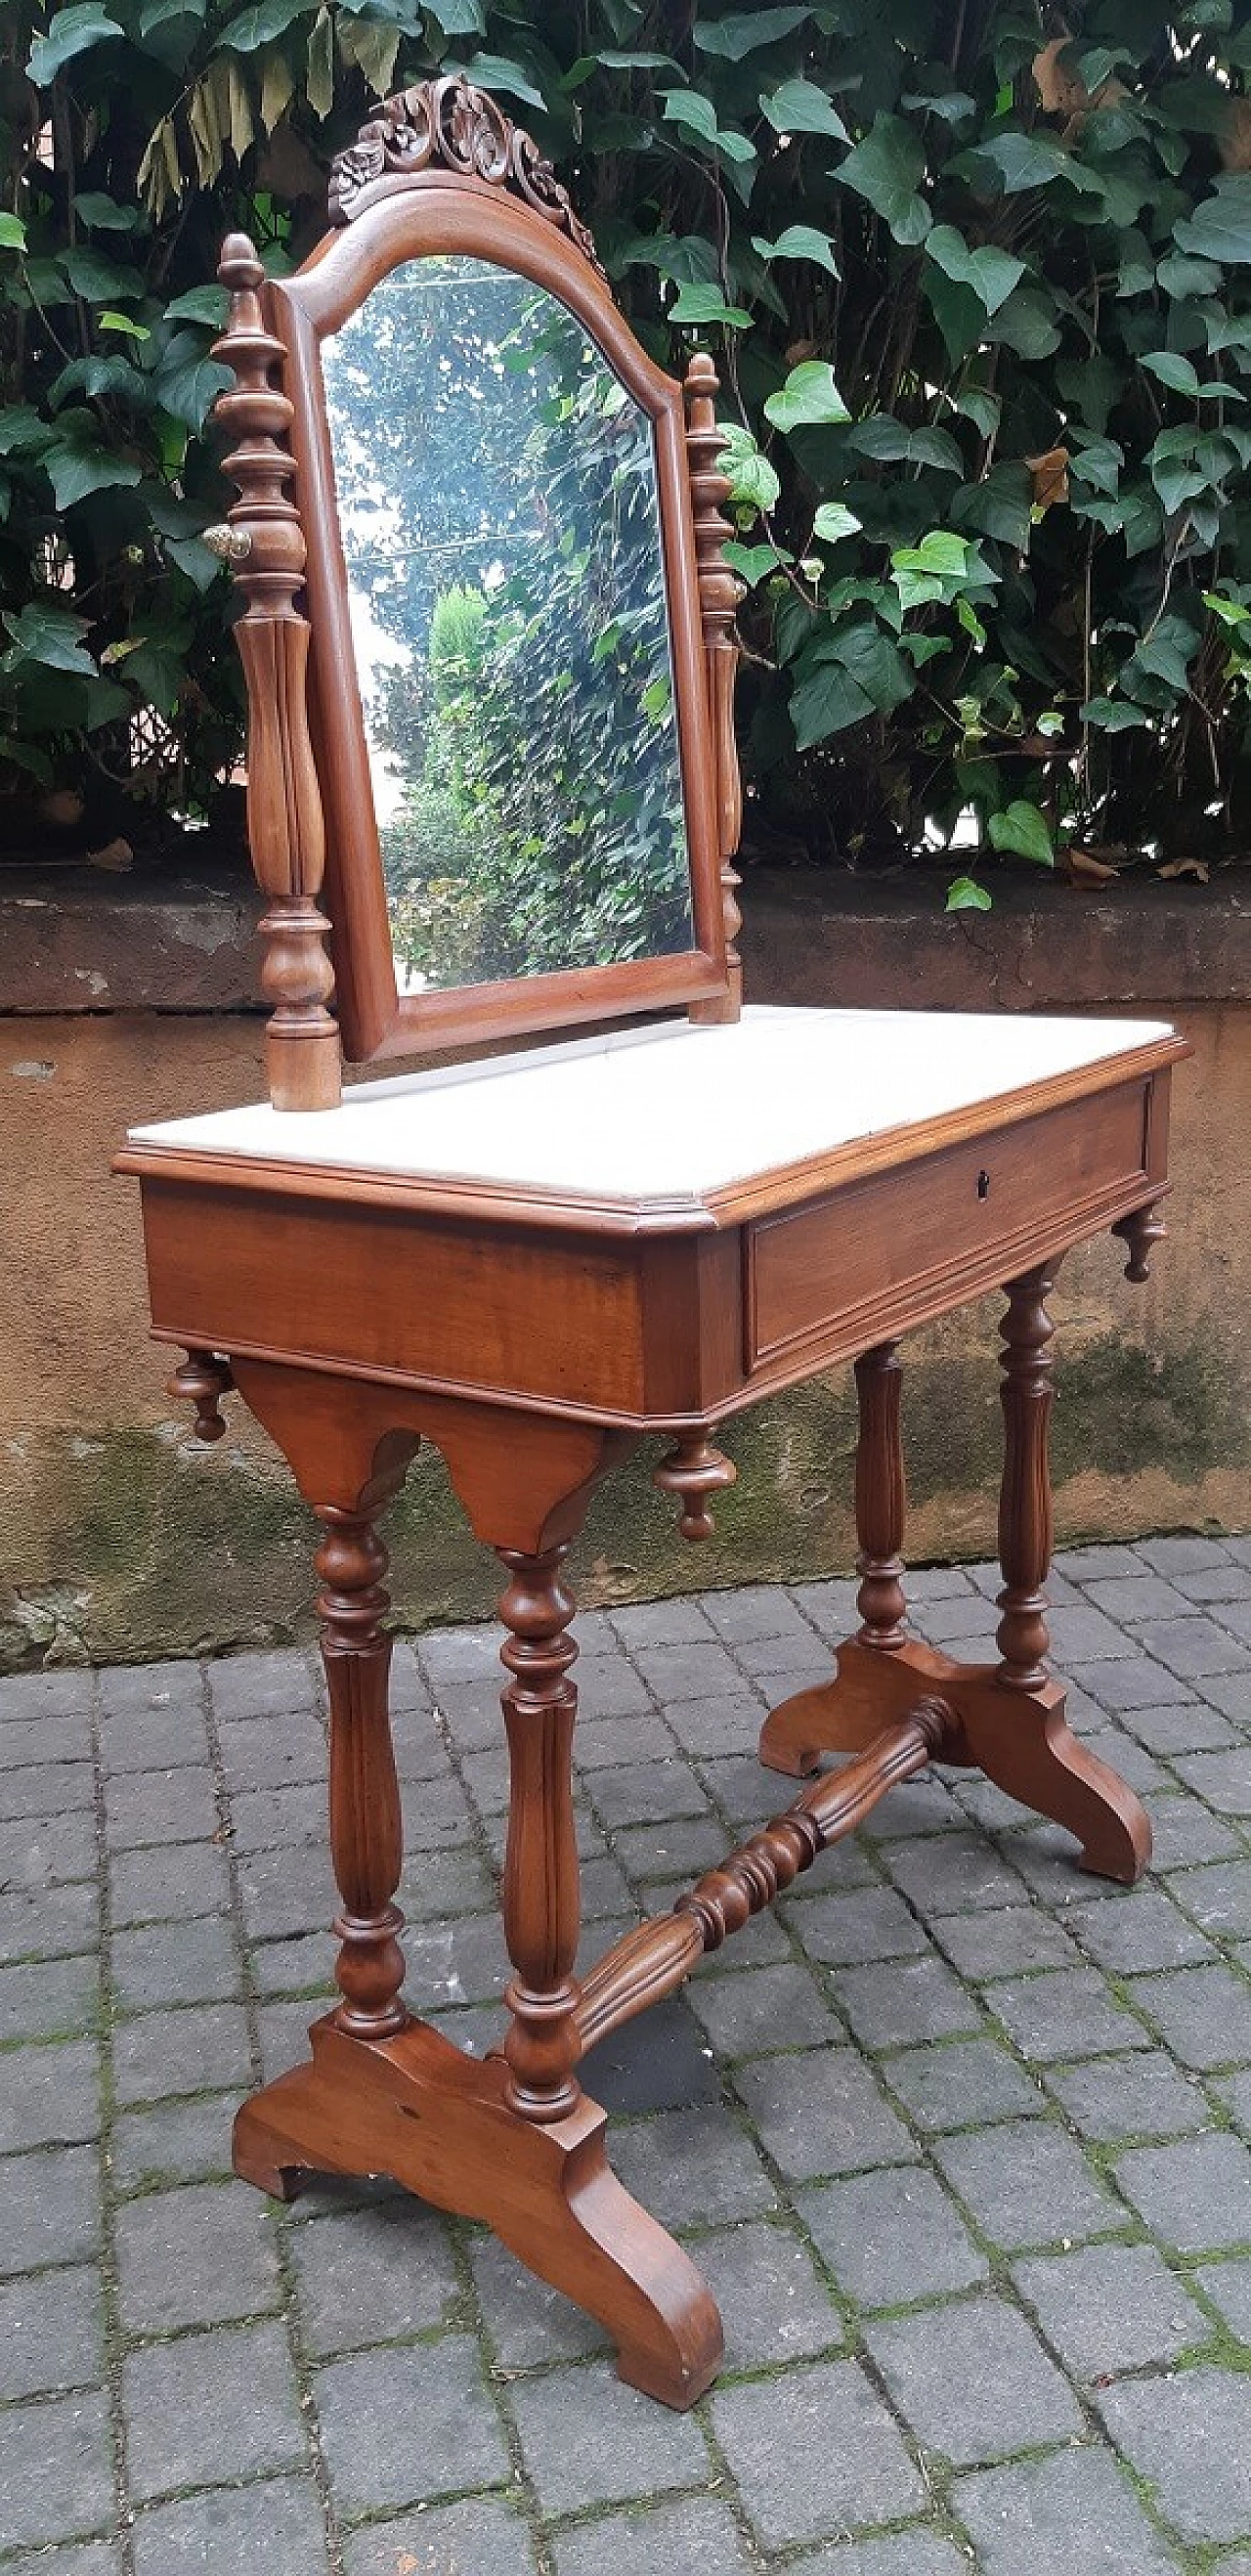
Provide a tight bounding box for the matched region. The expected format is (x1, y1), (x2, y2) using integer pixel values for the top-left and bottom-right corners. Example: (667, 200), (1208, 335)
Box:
(1113, 1199), (1168, 1281)
(853, 1343), (907, 1650)
(653, 1430), (737, 1539)
(497, 1544), (582, 2122)
(996, 1264), (1058, 1690)
(167, 1348), (234, 1442)
(683, 352), (744, 1026)
(210, 238), (340, 1112)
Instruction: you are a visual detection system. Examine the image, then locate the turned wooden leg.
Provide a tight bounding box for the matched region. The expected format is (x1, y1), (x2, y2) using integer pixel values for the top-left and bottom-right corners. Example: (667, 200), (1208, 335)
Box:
(995, 1263), (1057, 1692)
(318, 1499), (409, 2040)
(854, 1341), (907, 1650)
(496, 1543), (582, 2123)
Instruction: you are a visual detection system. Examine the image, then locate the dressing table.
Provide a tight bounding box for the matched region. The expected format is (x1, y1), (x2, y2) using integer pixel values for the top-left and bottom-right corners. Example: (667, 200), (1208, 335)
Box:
(116, 76), (1187, 2410)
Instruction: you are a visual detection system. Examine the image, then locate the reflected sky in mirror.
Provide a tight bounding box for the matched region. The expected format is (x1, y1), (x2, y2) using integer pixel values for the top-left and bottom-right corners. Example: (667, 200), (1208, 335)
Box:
(321, 256), (694, 995)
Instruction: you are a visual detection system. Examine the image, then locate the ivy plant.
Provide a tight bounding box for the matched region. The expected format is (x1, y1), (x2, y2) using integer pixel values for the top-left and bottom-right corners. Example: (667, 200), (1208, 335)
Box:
(6, 1), (1251, 902)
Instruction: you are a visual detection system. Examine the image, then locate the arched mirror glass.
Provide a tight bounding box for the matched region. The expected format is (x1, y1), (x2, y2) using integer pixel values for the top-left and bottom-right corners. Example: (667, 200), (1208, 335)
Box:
(320, 254), (696, 998)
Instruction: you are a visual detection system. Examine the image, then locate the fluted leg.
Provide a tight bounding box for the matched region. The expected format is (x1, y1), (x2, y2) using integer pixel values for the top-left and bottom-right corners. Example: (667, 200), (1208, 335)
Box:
(854, 1341), (907, 1650)
(496, 1544), (582, 2124)
(318, 1500), (408, 2039)
(996, 1264), (1057, 1690)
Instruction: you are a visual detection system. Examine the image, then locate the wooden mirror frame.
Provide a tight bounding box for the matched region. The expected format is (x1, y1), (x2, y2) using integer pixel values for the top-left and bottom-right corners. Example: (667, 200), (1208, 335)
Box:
(208, 77), (743, 1109)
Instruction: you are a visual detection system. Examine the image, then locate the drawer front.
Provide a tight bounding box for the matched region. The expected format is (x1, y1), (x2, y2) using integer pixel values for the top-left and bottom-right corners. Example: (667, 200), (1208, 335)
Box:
(747, 1078), (1154, 1375)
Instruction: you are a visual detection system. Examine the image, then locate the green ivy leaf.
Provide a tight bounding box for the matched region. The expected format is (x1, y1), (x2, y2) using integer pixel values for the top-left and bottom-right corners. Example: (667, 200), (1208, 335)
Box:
(668, 282), (753, 329)
(946, 875), (992, 911)
(988, 799), (1055, 864)
(1175, 174), (1251, 264)
(835, 114), (931, 245)
(1081, 697), (1151, 729)
(1141, 350), (1201, 397)
(218, 0), (313, 47)
(694, 7), (812, 59)
(72, 193), (143, 232)
(44, 437), (144, 510)
(759, 76), (848, 141)
(716, 422), (781, 515)
(812, 502), (862, 544)
(163, 285), (230, 327)
(962, 129), (1102, 196)
(0, 215), (27, 253)
(752, 225), (839, 277)
(151, 332), (233, 429)
(764, 361), (849, 431)
(791, 657), (874, 745)
(60, 247), (145, 304)
(661, 90), (756, 163)
(426, 0), (485, 28)
(925, 223), (1025, 319)
(25, 2), (124, 84)
(2, 602), (98, 675)
(847, 416), (964, 474)
(722, 540), (792, 583)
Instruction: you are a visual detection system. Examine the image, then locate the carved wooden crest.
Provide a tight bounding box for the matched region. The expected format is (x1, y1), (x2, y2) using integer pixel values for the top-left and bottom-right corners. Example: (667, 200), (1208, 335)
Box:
(328, 73), (606, 278)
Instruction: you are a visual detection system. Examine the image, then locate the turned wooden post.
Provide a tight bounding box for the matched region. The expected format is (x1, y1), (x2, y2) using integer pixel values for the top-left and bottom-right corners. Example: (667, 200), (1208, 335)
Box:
(168, 1349), (234, 1443)
(996, 1263), (1058, 1691)
(497, 1544), (582, 2123)
(209, 234), (340, 1111)
(317, 1501), (408, 2038)
(684, 351), (744, 1024)
(653, 1429), (736, 1540)
(853, 1343), (907, 1650)
(1113, 1201), (1167, 1282)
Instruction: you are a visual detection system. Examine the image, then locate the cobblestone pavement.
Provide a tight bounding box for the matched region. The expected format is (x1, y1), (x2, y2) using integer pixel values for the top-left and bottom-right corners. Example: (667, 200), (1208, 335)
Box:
(3, 1539), (1251, 2572)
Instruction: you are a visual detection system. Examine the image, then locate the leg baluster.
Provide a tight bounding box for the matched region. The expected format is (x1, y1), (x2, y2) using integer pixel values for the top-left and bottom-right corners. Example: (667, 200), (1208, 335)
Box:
(496, 1545), (582, 2123)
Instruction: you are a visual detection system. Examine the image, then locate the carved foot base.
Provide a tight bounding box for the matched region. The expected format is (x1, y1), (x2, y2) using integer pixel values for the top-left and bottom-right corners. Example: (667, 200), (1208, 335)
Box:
(233, 2013), (722, 2407)
(760, 1637), (1150, 1884)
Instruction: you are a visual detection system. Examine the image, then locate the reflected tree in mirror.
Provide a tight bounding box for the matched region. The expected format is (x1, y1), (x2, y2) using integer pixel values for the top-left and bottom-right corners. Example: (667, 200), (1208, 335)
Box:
(321, 258), (695, 994)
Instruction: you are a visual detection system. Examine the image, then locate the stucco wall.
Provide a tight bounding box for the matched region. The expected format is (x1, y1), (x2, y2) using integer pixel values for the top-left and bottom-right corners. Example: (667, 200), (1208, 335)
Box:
(1, 873), (1247, 1668)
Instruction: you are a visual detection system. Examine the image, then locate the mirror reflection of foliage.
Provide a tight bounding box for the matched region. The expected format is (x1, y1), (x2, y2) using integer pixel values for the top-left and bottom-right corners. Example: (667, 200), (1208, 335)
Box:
(11, 2), (1251, 900)
(326, 265), (692, 989)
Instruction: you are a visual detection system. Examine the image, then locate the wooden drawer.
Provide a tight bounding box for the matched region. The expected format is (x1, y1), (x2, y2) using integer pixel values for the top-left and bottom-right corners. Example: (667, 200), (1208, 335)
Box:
(746, 1077), (1155, 1375)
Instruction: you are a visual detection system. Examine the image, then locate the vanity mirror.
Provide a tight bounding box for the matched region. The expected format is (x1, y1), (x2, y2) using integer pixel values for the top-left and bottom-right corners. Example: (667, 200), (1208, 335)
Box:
(118, 76), (1187, 2415)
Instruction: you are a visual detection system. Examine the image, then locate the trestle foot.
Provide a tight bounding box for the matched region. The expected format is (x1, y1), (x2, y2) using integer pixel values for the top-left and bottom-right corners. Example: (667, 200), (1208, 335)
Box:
(233, 2015), (722, 2406)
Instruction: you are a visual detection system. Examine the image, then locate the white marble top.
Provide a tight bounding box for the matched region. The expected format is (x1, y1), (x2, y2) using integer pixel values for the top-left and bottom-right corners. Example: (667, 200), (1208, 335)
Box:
(128, 1006), (1175, 1202)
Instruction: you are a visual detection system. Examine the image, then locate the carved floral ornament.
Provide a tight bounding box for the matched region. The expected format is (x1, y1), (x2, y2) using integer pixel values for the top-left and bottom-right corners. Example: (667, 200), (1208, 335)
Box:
(328, 74), (606, 279)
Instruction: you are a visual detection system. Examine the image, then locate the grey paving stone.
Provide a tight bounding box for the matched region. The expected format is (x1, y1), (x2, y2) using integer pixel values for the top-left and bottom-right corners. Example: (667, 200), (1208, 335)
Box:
(687, 1959), (841, 2059)
(0, 1879), (99, 1965)
(115, 2178), (281, 2333)
(1193, 2252), (1251, 2337)
(782, 1884), (931, 1966)
(734, 2047), (916, 2180)
(0, 2267), (103, 2398)
(1048, 1605), (1137, 1663)
(1056, 1545), (1144, 1580)
(1124, 1698), (1240, 1755)
(610, 1813), (732, 1883)
(914, 1595), (1000, 1645)
(508, 2357), (707, 2515)
(1177, 1564), (1251, 1602)
(99, 1659), (203, 1719)
(344, 2495), (539, 2576)
(1116, 2131), (1251, 2249)
(861, 1775), (968, 1842)
(953, 2444), (1182, 2574)
(583, 1990), (720, 2116)
(1066, 1888), (1214, 1971)
(1097, 2364), (1251, 2543)
(0, 1953), (98, 2043)
(1203, 1670), (1251, 1722)
(630, 1641), (746, 1706)
(1078, 1729), (1170, 1798)
(1217, 2065), (1251, 2131)
(1014, 2238), (1209, 2375)
(99, 1705), (210, 1773)
(132, 2474), (332, 2576)
(1173, 1745), (1251, 1813)
(1081, 1575), (1197, 1623)
(467, 2230), (608, 2367)
(5, 2546), (120, 2576)
(693, 2216), (842, 2368)
(1150, 1793), (1246, 1868)
(0, 1812), (96, 1889)
(112, 2093), (237, 2191)
(658, 1691), (771, 1758)
(1128, 1962), (1251, 2070)
(207, 1647), (319, 1720)
(229, 1780), (332, 1853)
(1170, 1856), (1251, 1937)
(1080, 1656), (1196, 1713)
(609, 2104), (779, 2229)
(790, 1576), (870, 1633)
(1138, 1536), (1235, 1575)
(1134, 1615), (1251, 1680)
(317, 2334), (509, 2513)
(112, 2001), (252, 2106)
(0, 1669), (95, 1722)
(574, 1654), (656, 1719)
(549, 2495), (753, 2576)
(103, 1764), (219, 1850)
(110, 1914), (241, 2012)
(836, 1954), (985, 2052)
(237, 1843), (338, 1943)
(608, 1596), (715, 1648)
(0, 1759), (95, 1821)
(884, 1831), (1028, 1916)
(882, 2038), (1046, 2134)
(289, 2198), (460, 2354)
(216, 1710), (327, 1790)
(584, 1756), (710, 1831)
(866, 2292), (1082, 2466)
(986, 1966), (1150, 2062)
(0, 2144), (101, 2275)
(1045, 2050), (1212, 2143)
(109, 1838), (232, 1926)
(711, 2356), (924, 2548)
(933, 2118), (1120, 2249)
(798, 2164), (986, 2307)
(0, 2388), (114, 2551)
(123, 2319), (306, 2500)
(575, 1711), (678, 1771)
(0, 2038), (100, 2152)
(789, 2540), (969, 2576)
(934, 1904), (1080, 1981)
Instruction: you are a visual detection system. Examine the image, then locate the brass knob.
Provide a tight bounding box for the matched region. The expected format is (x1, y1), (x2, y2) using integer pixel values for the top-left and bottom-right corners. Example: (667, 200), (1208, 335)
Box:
(202, 522), (252, 563)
